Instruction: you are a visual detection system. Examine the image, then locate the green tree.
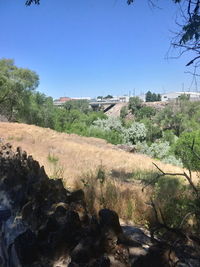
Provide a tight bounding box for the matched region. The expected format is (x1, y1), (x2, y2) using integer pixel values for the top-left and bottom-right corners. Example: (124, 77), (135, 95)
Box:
(145, 91), (152, 102)
(141, 118), (162, 142)
(136, 106), (156, 120)
(104, 95), (113, 99)
(174, 131), (200, 171)
(157, 94), (161, 101)
(0, 58), (39, 120)
(129, 96), (142, 114)
(152, 93), (157, 102)
(122, 122), (146, 144)
(145, 91), (161, 102)
(64, 99), (90, 113)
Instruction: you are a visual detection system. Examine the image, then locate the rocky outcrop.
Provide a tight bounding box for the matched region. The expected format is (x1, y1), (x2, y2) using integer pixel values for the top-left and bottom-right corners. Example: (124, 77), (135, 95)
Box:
(0, 143), (200, 267)
(0, 143), (132, 266)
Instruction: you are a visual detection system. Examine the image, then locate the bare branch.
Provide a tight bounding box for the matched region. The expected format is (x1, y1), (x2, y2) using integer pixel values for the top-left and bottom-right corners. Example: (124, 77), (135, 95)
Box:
(186, 55), (200, 66)
(153, 163), (199, 196)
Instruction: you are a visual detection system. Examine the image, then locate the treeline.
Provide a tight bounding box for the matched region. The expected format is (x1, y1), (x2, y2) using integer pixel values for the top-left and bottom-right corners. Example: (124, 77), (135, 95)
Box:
(145, 90), (161, 102)
(2, 59), (200, 247)
(1, 59), (200, 167)
(0, 59), (114, 142)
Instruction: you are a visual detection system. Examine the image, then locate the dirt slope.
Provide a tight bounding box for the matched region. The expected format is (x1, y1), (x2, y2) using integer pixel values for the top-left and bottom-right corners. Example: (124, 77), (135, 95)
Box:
(0, 122), (183, 187)
(105, 102), (128, 117)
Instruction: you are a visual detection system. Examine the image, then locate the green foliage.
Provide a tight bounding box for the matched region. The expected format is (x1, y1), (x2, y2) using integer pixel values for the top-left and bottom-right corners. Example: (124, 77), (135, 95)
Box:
(104, 95), (113, 99)
(120, 106), (129, 119)
(145, 91), (161, 102)
(88, 127), (123, 145)
(136, 106), (156, 120)
(136, 140), (182, 166)
(162, 130), (178, 145)
(64, 99), (90, 113)
(0, 58), (39, 120)
(91, 117), (147, 145)
(154, 99), (200, 136)
(137, 141), (170, 159)
(162, 155), (183, 166)
(128, 96), (142, 114)
(122, 122), (147, 145)
(174, 131), (200, 171)
(92, 116), (123, 132)
(141, 118), (162, 143)
(154, 176), (191, 228)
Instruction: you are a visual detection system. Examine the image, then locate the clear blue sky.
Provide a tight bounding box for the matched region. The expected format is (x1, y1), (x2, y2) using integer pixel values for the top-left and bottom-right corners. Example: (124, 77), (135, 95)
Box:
(0, 0), (196, 98)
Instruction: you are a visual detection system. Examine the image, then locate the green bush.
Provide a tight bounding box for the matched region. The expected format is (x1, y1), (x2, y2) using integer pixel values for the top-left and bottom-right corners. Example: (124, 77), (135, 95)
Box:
(137, 141), (170, 159)
(174, 131), (200, 171)
(141, 118), (162, 143)
(136, 106), (156, 120)
(162, 130), (178, 145)
(128, 96), (142, 114)
(92, 116), (123, 132)
(120, 106), (129, 119)
(122, 122), (146, 145)
(154, 176), (192, 228)
(88, 127), (123, 145)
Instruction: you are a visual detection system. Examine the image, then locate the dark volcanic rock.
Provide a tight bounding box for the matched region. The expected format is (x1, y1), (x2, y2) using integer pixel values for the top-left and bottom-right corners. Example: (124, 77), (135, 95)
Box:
(0, 143), (131, 267)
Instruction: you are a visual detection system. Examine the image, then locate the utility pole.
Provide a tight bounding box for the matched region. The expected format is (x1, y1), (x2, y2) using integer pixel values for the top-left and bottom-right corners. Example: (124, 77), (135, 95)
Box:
(182, 83), (185, 92)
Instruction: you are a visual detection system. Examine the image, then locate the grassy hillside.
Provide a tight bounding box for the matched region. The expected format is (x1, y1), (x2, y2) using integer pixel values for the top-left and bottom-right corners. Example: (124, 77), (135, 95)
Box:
(0, 122), (184, 186)
(1, 122), (199, 233)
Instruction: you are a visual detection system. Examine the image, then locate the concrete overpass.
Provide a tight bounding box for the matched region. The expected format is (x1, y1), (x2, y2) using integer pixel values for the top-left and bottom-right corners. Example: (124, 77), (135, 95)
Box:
(89, 100), (122, 112)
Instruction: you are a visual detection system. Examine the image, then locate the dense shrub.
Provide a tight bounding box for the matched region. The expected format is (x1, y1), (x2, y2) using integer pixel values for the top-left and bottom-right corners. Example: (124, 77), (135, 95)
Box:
(136, 106), (156, 120)
(92, 116), (123, 132)
(120, 106), (129, 119)
(153, 176), (192, 228)
(174, 131), (200, 171)
(128, 96), (142, 114)
(137, 141), (170, 159)
(162, 130), (178, 145)
(122, 122), (147, 145)
(88, 127), (123, 145)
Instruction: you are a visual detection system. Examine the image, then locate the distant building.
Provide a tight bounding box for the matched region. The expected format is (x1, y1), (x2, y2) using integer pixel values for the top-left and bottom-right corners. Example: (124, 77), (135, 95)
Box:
(138, 91), (200, 102)
(118, 96), (130, 102)
(53, 96), (91, 106)
(161, 91), (200, 102)
(53, 97), (71, 106)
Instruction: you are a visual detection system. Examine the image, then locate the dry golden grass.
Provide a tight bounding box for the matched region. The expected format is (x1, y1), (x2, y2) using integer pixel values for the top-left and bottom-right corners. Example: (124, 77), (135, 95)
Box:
(1, 122), (199, 227)
(0, 122), (187, 187)
(74, 171), (153, 225)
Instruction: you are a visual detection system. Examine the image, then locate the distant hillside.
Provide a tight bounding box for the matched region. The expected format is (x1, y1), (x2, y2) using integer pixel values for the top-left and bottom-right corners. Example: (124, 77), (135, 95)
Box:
(0, 122), (184, 186)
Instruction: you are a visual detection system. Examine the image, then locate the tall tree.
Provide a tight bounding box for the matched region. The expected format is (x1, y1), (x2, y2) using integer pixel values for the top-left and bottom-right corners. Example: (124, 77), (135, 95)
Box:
(129, 96), (142, 114)
(145, 91), (152, 102)
(0, 59), (39, 120)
